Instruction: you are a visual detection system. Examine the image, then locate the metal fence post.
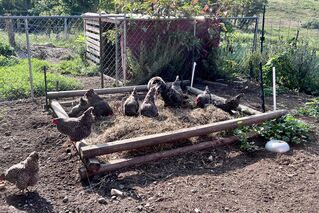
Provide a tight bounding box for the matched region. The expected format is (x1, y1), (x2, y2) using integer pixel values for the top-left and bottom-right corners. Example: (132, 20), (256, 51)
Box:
(64, 17), (68, 39)
(259, 6), (266, 112)
(123, 15), (127, 85)
(115, 17), (119, 87)
(43, 66), (49, 110)
(25, 18), (35, 100)
(252, 17), (258, 52)
(193, 19), (197, 66)
(5, 14), (16, 47)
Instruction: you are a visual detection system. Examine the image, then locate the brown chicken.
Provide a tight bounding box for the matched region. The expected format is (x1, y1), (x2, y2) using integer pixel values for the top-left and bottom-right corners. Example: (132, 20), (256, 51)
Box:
(52, 107), (94, 142)
(0, 151), (39, 192)
(140, 86), (159, 117)
(147, 76), (183, 108)
(123, 87), (139, 116)
(68, 97), (90, 117)
(216, 93), (243, 113)
(195, 86), (211, 108)
(85, 89), (113, 117)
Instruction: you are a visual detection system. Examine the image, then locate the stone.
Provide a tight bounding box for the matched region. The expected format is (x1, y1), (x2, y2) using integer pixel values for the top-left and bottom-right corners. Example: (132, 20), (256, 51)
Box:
(195, 208), (201, 213)
(137, 205), (143, 211)
(111, 189), (124, 197)
(62, 196), (68, 203)
(98, 197), (107, 204)
(208, 155), (213, 161)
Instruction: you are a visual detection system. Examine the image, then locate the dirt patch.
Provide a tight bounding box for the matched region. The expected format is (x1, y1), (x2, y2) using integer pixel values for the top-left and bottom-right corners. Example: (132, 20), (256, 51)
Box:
(0, 84), (318, 212)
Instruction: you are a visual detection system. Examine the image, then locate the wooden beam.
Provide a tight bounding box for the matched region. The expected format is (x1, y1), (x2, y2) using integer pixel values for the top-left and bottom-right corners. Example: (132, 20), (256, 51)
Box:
(78, 133), (258, 179)
(87, 46), (100, 57)
(85, 31), (100, 41)
(50, 101), (69, 118)
(85, 24), (100, 33)
(86, 37), (100, 47)
(47, 81), (190, 99)
(80, 110), (287, 158)
(86, 52), (100, 64)
(187, 86), (261, 115)
(202, 80), (228, 87)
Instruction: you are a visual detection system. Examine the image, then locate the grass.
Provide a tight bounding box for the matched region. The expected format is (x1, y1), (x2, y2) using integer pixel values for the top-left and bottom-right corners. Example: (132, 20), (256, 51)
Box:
(0, 58), (82, 100)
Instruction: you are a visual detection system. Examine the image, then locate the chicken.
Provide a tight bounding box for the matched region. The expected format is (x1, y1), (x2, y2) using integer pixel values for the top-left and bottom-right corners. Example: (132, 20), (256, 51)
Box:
(85, 89), (113, 117)
(216, 93), (243, 113)
(147, 76), (183, 107)
(195, 86), (211, 108)
(123, 87), (139, 116)
(68, 97), (90, 117)
(140, 86), (158, 117)
(52, 107), (94, 142)
(0, 151), (39, 192)
(171, 75), (183, 94)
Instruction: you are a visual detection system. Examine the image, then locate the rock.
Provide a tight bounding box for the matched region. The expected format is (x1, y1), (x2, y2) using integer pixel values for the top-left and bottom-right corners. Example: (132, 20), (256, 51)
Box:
(119, 184), (124, 189)
(145, 203), (150, 208)
(191, 189), (197, 193)
(137, 205), (143, 211)
(4, 131), (11, 136)
(0, 182), (5, 190)
(98, 197), (107, 204)
(62, 196), (68, 203)
(111, 196), (117, 200)
(225, 207), (230, 211)
(3, 145), (10, 150)
(195, 208), (201, 213)
(111, 189), (124, 197)
(208, 155), (213, 161)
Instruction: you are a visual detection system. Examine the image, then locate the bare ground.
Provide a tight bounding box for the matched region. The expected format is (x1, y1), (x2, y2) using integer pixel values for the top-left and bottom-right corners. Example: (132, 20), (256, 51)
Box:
(0, 80), (318, 213)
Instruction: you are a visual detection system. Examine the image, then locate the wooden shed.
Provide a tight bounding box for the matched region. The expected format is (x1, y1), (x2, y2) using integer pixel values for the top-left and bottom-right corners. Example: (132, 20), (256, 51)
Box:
(83, 13), (221, 84)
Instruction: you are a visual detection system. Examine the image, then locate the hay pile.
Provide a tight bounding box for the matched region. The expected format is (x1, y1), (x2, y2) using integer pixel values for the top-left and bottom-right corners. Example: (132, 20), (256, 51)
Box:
(66, 93), (233, 159)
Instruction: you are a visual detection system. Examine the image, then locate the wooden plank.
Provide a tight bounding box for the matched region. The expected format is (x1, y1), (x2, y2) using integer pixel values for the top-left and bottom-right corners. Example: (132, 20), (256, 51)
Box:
(80, 110), (288, 158)
(47, 80), (190, 99)
(79, 133), (258, 179)
(85, 19), (100, 26)
(87, 46), (100, 57)
(202, 80), (228, 87)
(187, 86), (262, 115)
(86, 31), (100, 41)
(87, 41), (100, 51)
(86, 37), (100, 47)
(86, 52), (100, 64)
(85, 24), (100, 33)
(50, 101), (69, 118)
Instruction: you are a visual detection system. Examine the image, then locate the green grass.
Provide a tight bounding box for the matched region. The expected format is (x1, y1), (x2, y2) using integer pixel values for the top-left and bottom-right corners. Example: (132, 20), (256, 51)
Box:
(0, 58), (82, 100)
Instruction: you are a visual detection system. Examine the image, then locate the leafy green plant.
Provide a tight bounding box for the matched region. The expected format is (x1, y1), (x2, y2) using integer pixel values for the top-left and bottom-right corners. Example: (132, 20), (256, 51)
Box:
(0, 42), (15, 57)
(298, 98), (319, 120)
(256, 114), (312, 145)
(54, 57), (98, 76)
(0, 55), (19, 66)
(233, 126), (259, 155)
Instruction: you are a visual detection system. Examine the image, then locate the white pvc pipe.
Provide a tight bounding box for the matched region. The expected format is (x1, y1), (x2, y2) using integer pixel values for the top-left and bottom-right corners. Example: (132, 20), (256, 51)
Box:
(190, 62), (197, 88)
(273, 67), (277, 111)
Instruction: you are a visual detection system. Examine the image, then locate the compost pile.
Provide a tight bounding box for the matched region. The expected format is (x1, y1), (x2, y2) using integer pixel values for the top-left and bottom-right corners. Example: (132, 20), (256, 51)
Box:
(66, 93), (233, 158)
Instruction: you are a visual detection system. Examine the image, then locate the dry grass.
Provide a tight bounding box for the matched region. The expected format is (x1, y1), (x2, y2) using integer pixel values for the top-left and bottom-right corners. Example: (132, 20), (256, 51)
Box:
(65, 93), (233, 159)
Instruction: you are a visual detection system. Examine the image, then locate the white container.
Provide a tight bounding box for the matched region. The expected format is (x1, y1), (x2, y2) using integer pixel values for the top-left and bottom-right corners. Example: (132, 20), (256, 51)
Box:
(265, 140), (290, 153)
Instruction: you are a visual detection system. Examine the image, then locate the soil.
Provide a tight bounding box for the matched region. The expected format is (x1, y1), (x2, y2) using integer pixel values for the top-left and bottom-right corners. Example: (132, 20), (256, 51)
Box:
(0, 80), (318, 213)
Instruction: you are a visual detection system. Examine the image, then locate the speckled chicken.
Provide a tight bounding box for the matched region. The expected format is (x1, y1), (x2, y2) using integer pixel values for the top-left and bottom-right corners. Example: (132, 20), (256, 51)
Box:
(0, 151), (39, 192)
(216, 93), (243, 113)
(147, 76), (183, 107)
(68, 97), (90, 117)
(196, 86), (211, 108)
(123, 87), (139, 116)
(140, 86), (158, 117)
(52, 107), (94, 142)
(85, 89), (113, 117)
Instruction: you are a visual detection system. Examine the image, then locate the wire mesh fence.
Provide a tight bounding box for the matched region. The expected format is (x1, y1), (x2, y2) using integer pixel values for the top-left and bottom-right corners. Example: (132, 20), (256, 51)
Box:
(0, 14), (260, 102)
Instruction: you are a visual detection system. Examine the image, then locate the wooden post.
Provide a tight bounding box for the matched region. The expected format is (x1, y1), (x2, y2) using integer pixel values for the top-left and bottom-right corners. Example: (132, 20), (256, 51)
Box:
(5, 14), (16, 47)
(78, 133), (258, 179)
(47, 80), (190, 99)
(64, 18), (68, 39)
(80, 110), (287, 158)
(25, 18), (34, 100)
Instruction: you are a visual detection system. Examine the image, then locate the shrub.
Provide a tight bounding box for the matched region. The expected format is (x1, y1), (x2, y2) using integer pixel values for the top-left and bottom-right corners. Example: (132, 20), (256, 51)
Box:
(0, 55), (19, 66)
(55, 57), (98, 76)
(302, 19), (319, 30)
(0, 59), (82, 100)
(0, 42), (15, 57)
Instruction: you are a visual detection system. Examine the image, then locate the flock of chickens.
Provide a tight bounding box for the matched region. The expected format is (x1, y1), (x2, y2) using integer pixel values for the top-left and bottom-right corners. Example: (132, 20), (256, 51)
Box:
(0, 75), (243, 193)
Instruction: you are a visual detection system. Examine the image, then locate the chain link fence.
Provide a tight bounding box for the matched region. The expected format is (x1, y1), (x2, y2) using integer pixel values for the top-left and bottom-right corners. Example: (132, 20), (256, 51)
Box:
(0, 14), (260, 101)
